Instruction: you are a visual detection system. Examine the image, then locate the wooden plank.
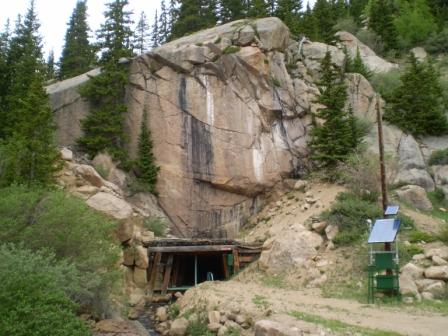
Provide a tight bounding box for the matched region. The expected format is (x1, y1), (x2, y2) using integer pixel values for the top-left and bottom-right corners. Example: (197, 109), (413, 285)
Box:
(161, 255), (174, 295)
(222, 254), (229, 279)
(148, 252), (162, 294)
(233, 248), (240, 273)
(147, 245), (235, 253)
(238, 255), (254, 263)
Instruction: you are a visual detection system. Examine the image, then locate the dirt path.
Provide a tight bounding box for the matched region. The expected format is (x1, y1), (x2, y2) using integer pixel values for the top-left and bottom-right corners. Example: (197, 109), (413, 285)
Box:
(183, 280), (448, 336)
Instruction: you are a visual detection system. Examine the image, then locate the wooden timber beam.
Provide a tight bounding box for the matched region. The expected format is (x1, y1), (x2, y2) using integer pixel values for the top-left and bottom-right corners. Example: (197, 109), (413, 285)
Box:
(147, 245), (235, 253)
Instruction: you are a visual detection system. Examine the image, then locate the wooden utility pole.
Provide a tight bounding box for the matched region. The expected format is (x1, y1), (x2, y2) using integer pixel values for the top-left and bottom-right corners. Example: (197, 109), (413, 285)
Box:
(376, 95), (388, 212)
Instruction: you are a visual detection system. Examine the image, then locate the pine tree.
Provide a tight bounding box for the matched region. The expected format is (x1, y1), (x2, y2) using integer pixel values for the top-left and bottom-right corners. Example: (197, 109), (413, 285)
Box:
(275, 0), (302, 36)
(313, 0), (337, 43)
(168, 0), (178, 35)
(45, 49), (56, 80)
(0, 20), (11, 139)
(309, 50), (357, 167)
(368, 0), (397, 51)
(59, 0), (95, 80)
(171, 0), (217, 39)
(349, 0), (369, 25)
(136, 110), (160, 193)
(346, 46), (371, 79)
(384, 53), (448, 136)
(159, 0), (169, 44)
(77, 0), (134, 164)
(301, 2), (318, 40)
(151, 10), (159, 48)
(0, 1), (59, 185)
(219, 0), (246, 23)
(247, 0), (269, 18)
(428, 0), (448, 29)
(134, 11), (150, 54)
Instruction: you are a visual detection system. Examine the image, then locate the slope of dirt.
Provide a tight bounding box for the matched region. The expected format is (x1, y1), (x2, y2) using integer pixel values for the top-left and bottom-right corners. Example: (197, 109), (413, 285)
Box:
(180, 280), (448, 336)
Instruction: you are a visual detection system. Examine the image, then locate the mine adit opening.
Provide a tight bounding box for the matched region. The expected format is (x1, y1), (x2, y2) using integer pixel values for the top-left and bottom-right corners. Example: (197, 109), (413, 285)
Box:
(145, 239), (262, 293)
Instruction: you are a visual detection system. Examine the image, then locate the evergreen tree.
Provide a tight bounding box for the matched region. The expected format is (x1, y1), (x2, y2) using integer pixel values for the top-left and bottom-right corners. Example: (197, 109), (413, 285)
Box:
(168, 0), (178, 35)
(77, 0), (134, 164)
(0, 19), (11, 137)
(301, 2), (318, 40)
(136, 110), (160, 193)
(368, 0), (397, 51)
(59, 0), (95, 80)
(428, 0), (448, 29)
(247, 0), (269, 18)
(309, 50), (357, 167)
(349, 0), (369, 24)
(384, 53), (448, 136)
(159, 0), (169, 44)
(171, 0), (217, 39)
(394, 0), (436, 48)
(219, 0), (246, 23)
(45, 49), (56, 80)
(134, 11), (150, 54)
(0, 1), (59, 185)
(313, 0), (337, 43)
(151, 10), (160, 48)
(347, 46), (372, 79)
(275, 0), (302, 36)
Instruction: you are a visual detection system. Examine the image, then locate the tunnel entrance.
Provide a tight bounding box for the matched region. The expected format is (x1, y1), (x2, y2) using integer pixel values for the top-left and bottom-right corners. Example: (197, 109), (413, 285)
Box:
(145, 239), (261, 293)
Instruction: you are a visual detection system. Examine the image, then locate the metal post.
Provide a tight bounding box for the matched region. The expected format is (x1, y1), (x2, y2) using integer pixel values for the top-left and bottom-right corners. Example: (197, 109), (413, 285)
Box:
(194, 255), (198, 286)
(376, 95), (388, 213)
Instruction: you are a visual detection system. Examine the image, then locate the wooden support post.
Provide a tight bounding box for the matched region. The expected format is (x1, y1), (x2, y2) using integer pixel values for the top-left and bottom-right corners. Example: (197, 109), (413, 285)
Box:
(194, 255), (198, 286)
(149, 252), (162, 294)
(222, 254), (229, 279)
(233, 248), (240, 273)
(161, 255), (174, 295)
(171, 257), (179, 287)
(377, 95), (388, 213)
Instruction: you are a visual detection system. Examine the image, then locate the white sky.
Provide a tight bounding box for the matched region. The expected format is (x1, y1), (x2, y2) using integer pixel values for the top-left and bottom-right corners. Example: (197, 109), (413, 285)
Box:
(0, 0), (317, 60)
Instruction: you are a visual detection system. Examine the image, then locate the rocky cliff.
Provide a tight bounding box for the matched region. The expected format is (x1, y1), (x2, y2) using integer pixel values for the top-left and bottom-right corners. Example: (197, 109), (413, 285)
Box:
(46, 18), (443, 238)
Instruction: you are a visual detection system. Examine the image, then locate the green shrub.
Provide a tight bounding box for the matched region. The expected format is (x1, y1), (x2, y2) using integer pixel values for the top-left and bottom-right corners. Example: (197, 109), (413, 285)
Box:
(186, 319), (213, 336)
(400, 243), (424, 265)
(144, 217), (167, 237)
(334, 17), (358, 35)
(223, 46), (240, 54)
(168, 303), (180, 319)
(439, 224), (448, 244)
(408, 230), (438, 243)
(355, 29), (384, 56)
(225, 327), (241, 336)
(370, 69), (401, 101)
(0, 185), (121, 316)
(323, 192), (383, 246)
(425, 28), (448, 54)
(0, 244), (91, 336)
(428, 149), (448, 166)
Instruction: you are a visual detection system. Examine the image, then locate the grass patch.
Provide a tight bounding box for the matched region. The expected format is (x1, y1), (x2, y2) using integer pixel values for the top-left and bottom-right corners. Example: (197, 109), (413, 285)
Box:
(223, 45), (241, 54)
(428, 149), (448, 166)
(186, 319), (214, 336)
(168, 303), (180, 319)
(143, 217), (167, 237)
(261, 274), (285, 288)
(269, 75), (281, 87)
(289, 310), (402, 336)
(408, 230), (438, 243)
(252, 295), (270, 309)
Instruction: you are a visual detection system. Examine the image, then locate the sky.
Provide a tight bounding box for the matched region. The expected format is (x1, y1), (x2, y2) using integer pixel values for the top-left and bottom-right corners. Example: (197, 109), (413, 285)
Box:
(0, 0), (316, 60)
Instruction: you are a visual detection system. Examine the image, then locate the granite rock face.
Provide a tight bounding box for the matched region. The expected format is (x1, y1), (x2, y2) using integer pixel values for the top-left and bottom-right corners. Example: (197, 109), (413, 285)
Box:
(47, 18), (440, 238)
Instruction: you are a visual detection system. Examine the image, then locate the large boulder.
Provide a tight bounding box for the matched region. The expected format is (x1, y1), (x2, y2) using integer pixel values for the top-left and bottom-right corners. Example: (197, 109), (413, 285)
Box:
(170, 318), (188, 336)
(94, 319), (149, 336)
(432, 165), (448, 198)
(86, 192), (133, 220)
(424, 266), (448, 280)
(259, 228), (323, 274)
(336, 31), (398, 73)
(395, 185), (433, 211)
(254, 320), (302, 336)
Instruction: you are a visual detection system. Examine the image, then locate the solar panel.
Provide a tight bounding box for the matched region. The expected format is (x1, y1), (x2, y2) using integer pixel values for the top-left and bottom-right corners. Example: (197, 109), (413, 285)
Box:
(368, 218), (401, 243)
(384, 205), (400, 216)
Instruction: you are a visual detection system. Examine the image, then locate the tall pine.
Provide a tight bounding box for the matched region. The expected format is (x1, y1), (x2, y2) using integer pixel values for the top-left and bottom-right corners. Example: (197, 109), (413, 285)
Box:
(77, 0), (134, 164)
(0, 19), (11, 138)
(309, 50), (358, 167)
(159, 0), (169, 44)
(59, 0), (95, 79)
(151, 10), (160, 48)
(171, 0), (217, 39)
(384, 53), (448, 136)
(0, 1), (59, 185)
(247, 0), (269, 18)
(136, 110), (160, 193)
(368, 0), (397, 51)
(312, 0), (337, 44)
(219, 0), (246, 23)
(134, 11), (150, 54)
(275, 0), (303, 36)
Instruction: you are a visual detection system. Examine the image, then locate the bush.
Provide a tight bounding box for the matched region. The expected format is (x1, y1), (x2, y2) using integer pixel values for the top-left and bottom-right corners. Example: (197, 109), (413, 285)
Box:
(323, 192), (383, 246)
(425, 28), (448, 54)
(400, 243), (424, 265)
(223, 46), (240, 54)
(168, 303), (180, 319)
(0, 244), (91, 336)
(334, 17), (358, 35)
(370, 69), (401, 101)
(0, 185), (121, 316)
(408, 230), (438, 243)
(355, 29), (384, 56)
(144, 217), (167, 237)
(428, 149), (448, 166)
